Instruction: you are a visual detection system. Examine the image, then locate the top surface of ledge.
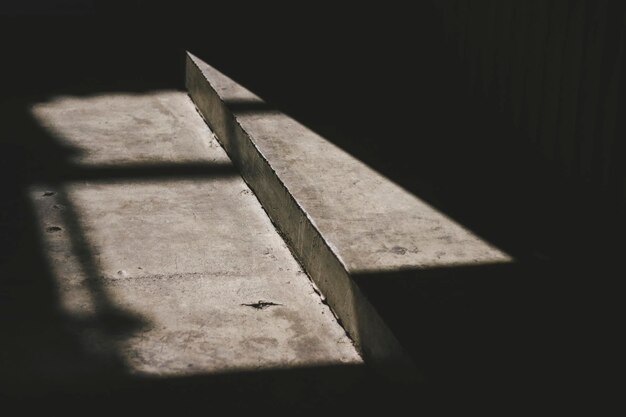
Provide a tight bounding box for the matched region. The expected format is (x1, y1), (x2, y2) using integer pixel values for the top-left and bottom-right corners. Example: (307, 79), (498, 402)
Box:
(188, 53), (512, 275)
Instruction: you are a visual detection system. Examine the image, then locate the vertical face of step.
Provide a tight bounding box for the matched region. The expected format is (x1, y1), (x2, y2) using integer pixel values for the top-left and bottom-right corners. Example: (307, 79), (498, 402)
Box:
(5, 90), (361, 392)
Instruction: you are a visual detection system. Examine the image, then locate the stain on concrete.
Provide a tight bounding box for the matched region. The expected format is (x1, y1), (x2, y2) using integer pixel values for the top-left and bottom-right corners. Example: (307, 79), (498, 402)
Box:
(242, 300), (282, 310)
(390, 246), (407, 255)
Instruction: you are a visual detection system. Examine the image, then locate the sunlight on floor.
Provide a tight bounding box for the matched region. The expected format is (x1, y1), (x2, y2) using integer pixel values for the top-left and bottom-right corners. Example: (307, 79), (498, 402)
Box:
(28, 91), (361, 378)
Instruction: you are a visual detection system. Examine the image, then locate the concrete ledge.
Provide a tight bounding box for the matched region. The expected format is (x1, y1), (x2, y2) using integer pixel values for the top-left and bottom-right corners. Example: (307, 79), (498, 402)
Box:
(185, 52), (512, 380)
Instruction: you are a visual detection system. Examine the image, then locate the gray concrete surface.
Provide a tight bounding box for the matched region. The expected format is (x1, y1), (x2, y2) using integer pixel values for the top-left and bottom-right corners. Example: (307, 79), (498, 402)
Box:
(24, 91), (361, 382)
(186, 53), (513, 378)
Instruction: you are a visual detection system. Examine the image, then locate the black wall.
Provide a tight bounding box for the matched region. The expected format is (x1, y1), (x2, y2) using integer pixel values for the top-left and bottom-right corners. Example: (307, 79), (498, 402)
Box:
(435, 0), (626, 211)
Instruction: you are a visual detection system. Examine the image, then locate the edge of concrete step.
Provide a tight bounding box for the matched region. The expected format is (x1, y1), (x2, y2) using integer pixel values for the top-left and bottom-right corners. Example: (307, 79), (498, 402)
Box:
(185, 52), (419, 380)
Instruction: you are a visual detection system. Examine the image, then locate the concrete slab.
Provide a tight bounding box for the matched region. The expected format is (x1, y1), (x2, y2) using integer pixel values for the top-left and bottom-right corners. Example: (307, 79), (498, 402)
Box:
(22, 91), (361, 384)
(186, 53), (514, 379)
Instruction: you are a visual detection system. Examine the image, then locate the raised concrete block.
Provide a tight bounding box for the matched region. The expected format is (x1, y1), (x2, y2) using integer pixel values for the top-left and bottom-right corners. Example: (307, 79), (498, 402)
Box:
(186, 52), (512, 380)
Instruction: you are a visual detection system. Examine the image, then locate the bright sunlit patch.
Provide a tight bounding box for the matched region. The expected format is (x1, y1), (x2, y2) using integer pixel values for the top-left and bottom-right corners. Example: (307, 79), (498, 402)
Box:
(30, 91), (229, 167)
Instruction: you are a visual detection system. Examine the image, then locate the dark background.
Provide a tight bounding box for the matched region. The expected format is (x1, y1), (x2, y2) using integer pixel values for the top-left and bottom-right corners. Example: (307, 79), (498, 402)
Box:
(1, 0), (624, 410)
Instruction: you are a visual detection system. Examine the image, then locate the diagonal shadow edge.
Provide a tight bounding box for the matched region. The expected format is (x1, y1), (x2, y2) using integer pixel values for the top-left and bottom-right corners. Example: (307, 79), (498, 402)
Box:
(60, 161), (238, 182)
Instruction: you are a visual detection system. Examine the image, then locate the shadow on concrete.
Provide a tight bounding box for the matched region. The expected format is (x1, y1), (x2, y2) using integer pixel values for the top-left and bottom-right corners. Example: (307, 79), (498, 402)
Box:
(5, 363), (380, 413)
(57, 161), (237, 182)
(224, 99), (279, 115)
(353, 255), (621, 407)
(0, 94), (136, 404)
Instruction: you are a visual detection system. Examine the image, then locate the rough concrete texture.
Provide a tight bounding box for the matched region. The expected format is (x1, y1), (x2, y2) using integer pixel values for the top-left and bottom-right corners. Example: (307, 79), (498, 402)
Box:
(25, 91), (361, 381)
(186, 53), (513, 378)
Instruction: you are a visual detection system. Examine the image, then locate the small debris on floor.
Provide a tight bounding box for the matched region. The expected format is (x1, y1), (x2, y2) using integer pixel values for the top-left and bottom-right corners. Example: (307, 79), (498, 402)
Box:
(390, 246), (407, 255)
(241, 300), (282, 310)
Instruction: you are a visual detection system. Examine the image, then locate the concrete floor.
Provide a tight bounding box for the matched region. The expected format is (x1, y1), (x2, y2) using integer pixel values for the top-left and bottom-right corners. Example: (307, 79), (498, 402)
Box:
(0, 90), (367, 410)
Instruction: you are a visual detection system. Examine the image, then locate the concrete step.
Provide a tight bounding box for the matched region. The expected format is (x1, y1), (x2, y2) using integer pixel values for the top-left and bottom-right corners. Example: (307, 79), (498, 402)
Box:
(186, 52), (518, 381)
(1, 88), (366, 408)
